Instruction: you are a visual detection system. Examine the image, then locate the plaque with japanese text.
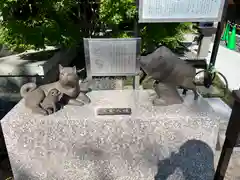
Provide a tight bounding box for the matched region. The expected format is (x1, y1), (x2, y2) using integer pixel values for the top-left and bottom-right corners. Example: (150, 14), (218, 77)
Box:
(84, 38), (141, 77)
(138, 0), (225, 23)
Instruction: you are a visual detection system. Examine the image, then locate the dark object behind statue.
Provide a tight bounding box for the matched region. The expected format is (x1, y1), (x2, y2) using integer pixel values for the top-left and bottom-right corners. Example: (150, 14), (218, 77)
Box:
(140, 45), (198, 106)
(20, 65), (91, 115)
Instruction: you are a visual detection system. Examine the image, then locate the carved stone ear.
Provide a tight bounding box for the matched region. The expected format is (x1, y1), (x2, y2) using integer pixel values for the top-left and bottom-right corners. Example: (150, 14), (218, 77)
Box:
(59, 64), (63, 71)
(72, 66), (77, 73)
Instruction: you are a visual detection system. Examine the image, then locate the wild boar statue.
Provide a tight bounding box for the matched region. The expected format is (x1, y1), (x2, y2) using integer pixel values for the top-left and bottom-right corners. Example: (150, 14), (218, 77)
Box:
(140, 45), (198, 106)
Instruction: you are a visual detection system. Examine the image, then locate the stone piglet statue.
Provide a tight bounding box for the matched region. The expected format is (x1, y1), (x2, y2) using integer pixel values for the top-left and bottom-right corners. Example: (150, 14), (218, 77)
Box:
(140, 45), (198, 106)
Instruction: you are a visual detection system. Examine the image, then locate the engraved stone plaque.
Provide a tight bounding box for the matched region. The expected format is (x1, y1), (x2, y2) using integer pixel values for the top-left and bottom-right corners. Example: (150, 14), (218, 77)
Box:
(138, 0), (225, 23)
(84, 38), (141, 77)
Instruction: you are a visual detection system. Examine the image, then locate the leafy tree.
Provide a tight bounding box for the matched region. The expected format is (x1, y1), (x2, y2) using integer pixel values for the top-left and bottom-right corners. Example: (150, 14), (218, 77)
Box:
(0, 0), (87, 51)
(0, 0), (194, 53)
(99, 0), (194, 52)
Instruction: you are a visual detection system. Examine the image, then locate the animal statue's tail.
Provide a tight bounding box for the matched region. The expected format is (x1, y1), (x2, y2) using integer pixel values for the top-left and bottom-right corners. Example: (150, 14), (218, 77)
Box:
(20, 82), (37, 98)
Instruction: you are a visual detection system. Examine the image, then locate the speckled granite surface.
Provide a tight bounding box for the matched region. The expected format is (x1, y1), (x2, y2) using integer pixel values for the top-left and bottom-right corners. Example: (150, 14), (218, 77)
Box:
(1, 90), (220, 180)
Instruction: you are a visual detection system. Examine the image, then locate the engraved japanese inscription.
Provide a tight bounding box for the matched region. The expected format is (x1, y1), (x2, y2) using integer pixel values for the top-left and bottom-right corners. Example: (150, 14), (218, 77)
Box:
(88, 39), (138, 76)
(139, 0), (225, 22)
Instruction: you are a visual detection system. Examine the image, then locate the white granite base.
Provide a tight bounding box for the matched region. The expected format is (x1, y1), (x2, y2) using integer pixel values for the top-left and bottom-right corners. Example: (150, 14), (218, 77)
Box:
(1, 90), (221, 180)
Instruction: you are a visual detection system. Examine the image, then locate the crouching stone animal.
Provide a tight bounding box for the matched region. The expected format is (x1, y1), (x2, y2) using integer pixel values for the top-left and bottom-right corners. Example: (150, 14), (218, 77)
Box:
(140, 45), (198, 106)
(20, 65), (91, 115)
(40, 88), (63, 115)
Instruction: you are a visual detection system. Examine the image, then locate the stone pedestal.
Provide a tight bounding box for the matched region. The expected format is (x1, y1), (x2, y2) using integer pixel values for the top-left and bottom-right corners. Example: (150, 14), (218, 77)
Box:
(1, 90), (220, 180)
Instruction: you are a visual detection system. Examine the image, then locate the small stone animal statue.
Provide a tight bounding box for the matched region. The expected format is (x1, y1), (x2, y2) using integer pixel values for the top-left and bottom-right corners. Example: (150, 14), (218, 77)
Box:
(20, 65), (91, 115)
(40, 88), (62, 115)
(140, 45), (198, 106)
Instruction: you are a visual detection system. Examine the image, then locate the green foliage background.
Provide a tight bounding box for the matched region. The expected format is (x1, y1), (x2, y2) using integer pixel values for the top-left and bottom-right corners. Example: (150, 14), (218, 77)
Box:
(0, 0), (194, 52)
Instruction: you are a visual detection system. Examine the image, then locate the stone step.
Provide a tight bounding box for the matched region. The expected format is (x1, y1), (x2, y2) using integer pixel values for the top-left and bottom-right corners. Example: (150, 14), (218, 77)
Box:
(124, 85), (143, 90)
(198, 86), (222, 97)
(203, 98), (240, 152)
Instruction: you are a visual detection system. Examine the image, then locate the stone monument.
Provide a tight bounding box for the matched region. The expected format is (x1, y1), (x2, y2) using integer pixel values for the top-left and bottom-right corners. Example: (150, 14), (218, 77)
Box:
(1, 89), (220, 179)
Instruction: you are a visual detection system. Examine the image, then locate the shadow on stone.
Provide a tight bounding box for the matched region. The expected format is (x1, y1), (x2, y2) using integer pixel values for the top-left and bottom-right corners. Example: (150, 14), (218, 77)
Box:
(0, 99), (17, 119)
(155, 139), (215, 180)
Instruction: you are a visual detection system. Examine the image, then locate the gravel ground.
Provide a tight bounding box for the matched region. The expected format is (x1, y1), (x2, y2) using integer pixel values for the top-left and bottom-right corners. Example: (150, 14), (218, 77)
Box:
(214, 150), (240, 179)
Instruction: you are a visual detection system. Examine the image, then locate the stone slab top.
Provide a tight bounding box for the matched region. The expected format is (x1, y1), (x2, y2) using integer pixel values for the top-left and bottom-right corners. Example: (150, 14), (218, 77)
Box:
(204, 98), (232, 123)
(0, 46), (75, 76)
(1, 90), (221, 180)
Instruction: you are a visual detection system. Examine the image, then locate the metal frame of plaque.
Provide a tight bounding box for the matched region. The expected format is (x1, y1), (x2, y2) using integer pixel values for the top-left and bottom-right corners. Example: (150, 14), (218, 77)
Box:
(83, 38), (141, 78)
(138, 0), (226, 23)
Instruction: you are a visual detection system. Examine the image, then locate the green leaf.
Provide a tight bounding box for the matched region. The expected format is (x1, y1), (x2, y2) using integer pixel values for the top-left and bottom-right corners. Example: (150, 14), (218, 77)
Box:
(0, 0), (194, 52)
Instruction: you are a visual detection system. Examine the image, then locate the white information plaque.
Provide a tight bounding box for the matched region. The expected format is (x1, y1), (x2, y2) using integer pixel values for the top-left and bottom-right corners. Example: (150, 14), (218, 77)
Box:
(84, 38), (141, 77)
(138, 0), (226, 23)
